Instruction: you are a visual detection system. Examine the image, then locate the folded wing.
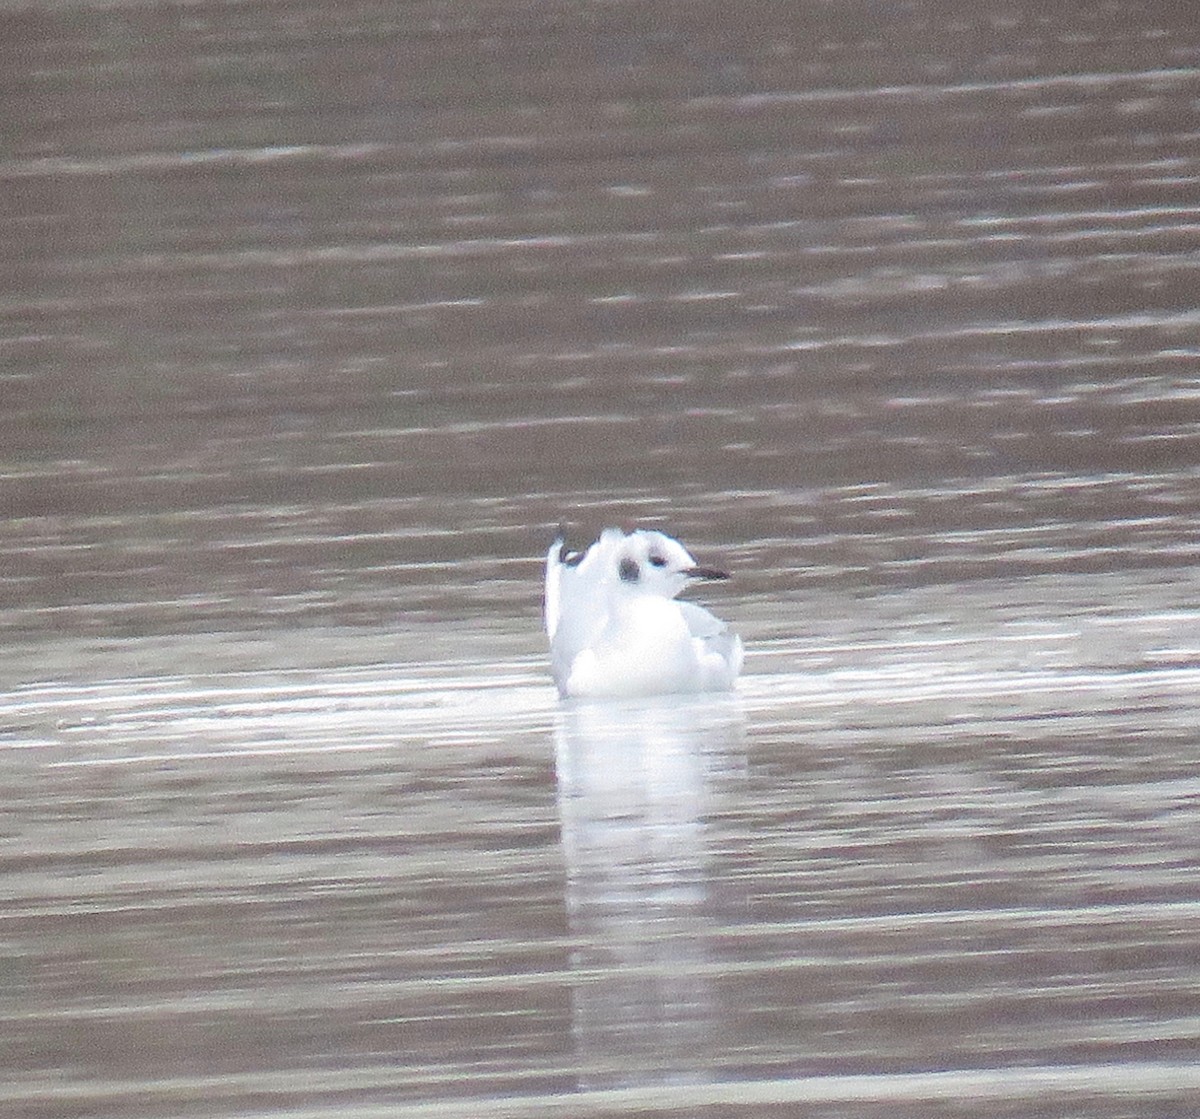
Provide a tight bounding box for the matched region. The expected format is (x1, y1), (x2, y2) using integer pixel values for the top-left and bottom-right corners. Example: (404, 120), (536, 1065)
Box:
(545, 529), (625, 692)
(679, 600), (745, 685)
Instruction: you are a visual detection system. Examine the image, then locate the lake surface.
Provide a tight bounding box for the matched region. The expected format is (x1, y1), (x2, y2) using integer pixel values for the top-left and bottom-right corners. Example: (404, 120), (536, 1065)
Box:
(2, 1), (1199, 1116)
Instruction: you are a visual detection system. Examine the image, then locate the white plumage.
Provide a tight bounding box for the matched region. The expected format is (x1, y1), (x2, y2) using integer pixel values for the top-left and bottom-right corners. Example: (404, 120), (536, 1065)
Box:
(544, 527), (743, 699)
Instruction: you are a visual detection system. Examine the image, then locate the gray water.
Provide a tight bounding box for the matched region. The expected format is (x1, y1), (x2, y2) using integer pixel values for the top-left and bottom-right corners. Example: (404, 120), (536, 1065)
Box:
(2, 2), (1200, 1116)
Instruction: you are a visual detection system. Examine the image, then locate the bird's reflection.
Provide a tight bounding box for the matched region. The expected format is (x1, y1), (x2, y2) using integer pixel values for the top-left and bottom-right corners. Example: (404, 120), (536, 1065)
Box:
(554, 696), (745, 1089)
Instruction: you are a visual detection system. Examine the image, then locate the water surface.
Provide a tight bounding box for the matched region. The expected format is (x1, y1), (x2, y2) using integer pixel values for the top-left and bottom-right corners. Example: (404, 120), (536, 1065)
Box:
(2, 1), (1199, 1115)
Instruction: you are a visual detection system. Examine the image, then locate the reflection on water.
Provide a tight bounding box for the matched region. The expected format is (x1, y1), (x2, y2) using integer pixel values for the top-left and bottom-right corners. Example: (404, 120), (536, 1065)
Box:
(555, 697), (744, 1089)
(2, 600), (1200, 1116)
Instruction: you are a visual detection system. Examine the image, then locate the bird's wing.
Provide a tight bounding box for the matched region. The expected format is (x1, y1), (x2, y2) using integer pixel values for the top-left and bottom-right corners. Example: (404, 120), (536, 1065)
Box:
(678, 600), (726, 639)
(679, 600), (744, 683)
(544, 536), (565, 640)
(545, 529), (623, 688)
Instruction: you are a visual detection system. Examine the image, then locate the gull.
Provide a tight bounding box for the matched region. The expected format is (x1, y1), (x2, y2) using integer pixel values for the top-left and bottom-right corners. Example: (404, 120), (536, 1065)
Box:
(544, 527), (744, 699)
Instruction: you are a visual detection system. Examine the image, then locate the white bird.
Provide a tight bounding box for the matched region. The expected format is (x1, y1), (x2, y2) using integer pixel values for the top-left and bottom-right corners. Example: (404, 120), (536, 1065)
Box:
(544, 527), (744, 699)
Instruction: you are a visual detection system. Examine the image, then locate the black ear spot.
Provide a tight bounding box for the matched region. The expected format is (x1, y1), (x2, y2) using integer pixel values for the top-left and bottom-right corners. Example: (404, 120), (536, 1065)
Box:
(618, 557), (640, 583)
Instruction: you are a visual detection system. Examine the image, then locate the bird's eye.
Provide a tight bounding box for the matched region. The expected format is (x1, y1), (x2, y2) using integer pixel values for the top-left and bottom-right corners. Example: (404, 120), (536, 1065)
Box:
(648, 553), (667, 568)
